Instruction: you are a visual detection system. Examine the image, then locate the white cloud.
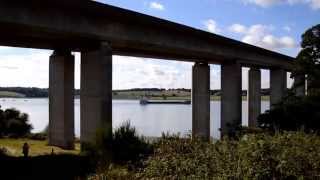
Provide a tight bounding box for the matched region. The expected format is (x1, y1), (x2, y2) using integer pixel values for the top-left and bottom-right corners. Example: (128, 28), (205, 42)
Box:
(203, 19), (221, 34)
(228, 24), (247, 34)
(113, 56), (193, 89)
(242, 0), (320, 9)
(310, 0), (320, 9)
(229, 23), (297, 50)
(0, 48), (51, 88)
(242, 0), (281, 7)
(283, 25), (291, 32)
(149, 2), (165, 11)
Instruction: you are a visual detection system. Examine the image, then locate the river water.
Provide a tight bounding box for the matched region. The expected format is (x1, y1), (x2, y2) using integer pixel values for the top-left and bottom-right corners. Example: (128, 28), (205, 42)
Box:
(0, 98), (269, 138)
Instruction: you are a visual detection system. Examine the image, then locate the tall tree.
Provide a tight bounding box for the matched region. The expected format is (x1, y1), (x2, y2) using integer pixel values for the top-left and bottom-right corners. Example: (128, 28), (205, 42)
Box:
(293, 24), (320, 95)
(258, 24), (320, 132)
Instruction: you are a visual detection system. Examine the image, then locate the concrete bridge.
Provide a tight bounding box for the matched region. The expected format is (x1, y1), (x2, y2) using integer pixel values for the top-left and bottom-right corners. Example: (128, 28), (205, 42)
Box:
(0, 0), (305, 149)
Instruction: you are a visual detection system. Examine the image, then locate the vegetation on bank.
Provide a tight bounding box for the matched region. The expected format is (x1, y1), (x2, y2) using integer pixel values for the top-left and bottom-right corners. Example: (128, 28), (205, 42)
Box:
(0, 87), (48, 98)
(86, 131), (320, 179)
(2, 125), (320, 179)
(0, 138), (80, 157)
(258, 24), (320, 133)
(0, 106), (32, 138)
(0, 91), (25, 98)
(0, 87), (273, 100)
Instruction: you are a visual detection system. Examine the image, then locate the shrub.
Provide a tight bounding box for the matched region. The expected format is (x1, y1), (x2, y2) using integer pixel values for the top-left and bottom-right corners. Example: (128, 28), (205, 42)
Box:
(27, 132), (47, 141)
(82, 121), (153, 172)
(258, 95), (320, 132)
(136, 132), (320, 179)
(112, 121), (153, 164)
(0, 107), (32, 137)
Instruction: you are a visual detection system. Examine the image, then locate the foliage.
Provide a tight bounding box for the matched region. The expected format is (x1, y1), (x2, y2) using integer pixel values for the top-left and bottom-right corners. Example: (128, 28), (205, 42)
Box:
(111, 121), (153, 164)
(26, 125), (49, 140)
(82, 121), (153, 173)
(258, 94), (320, 132)
(258, 24), (320, 132)
(0, 87), (48, 97)
(293, 24), (320, 95)
(26, 132), (47, 141)
(0, 106), (32, 137)
(134, 132), (320, 179)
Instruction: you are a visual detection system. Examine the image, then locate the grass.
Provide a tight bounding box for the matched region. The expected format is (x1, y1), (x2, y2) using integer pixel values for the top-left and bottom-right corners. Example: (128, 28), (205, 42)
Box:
(0, 138), (80, 156)
(0, 91), (25, 98)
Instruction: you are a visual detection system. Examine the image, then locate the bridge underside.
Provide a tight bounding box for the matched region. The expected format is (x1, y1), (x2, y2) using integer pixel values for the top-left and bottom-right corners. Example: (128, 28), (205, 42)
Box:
(0, 0), (304, 149)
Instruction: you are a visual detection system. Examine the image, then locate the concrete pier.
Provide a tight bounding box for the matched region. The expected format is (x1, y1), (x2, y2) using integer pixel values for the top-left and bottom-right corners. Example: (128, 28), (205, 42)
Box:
(270, 68), (287, 107)
(248, 68), (261, 127)
(80, 43), (113, 144)
(192, 62), (210, 140)
(49, 50), (75, 149)
(293, 74), (306, 96)
(221, 62), (242, 136)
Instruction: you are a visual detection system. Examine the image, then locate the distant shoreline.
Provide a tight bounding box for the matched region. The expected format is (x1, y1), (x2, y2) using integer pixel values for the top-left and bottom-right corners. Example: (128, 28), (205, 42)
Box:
(0, 87), (272, 101)
(0, 96), (270, 101)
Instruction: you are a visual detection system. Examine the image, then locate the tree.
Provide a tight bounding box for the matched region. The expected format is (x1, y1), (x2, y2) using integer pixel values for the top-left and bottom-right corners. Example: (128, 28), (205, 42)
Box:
(258, 24), (320, 132)
(0, 106), (4, 137)
(0, 106), (32, 137)
(292, 24), (320, 95)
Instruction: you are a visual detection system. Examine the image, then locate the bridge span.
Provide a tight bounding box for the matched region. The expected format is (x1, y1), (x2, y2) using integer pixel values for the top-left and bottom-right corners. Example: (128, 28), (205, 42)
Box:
(0, 0), (305, 149)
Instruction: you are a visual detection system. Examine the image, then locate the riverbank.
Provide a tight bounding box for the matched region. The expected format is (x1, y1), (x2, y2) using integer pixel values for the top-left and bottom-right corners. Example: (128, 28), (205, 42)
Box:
(2, 132), (320, 179)
(0, 138), (80, 156)
(0, 88), (272, 100)
(89, 132), (320, 179)
(0, 92), (270, 101)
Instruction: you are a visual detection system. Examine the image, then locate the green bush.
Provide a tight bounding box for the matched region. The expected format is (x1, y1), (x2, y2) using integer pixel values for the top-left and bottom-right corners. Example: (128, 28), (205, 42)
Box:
(111, 121), (153, 164)
(258, 95), (320, 132)
(136, 132), (320, 179)
(27, 132), (47, 141)
(82, 121), (153, 172)
(0, 107), (32, 138)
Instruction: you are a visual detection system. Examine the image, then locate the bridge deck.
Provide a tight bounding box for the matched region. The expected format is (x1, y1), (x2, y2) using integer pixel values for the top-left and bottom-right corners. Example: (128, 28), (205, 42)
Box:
(0, 0), (294, 69)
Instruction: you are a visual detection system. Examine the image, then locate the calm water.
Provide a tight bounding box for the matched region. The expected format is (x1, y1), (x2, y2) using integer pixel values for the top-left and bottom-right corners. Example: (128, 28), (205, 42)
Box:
(0, 99), (269, 138)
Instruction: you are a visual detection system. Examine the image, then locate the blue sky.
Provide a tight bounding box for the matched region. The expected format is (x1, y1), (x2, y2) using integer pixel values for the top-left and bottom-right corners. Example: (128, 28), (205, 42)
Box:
(0, 0), (319, 89)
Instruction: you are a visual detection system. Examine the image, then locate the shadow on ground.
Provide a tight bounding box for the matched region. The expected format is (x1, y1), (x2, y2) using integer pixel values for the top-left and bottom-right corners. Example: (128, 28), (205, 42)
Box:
(0, 154), (94, 179)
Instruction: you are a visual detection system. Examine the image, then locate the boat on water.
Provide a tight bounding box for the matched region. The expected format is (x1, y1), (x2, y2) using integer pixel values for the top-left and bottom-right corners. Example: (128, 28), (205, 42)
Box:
(140, 98), (191, 105)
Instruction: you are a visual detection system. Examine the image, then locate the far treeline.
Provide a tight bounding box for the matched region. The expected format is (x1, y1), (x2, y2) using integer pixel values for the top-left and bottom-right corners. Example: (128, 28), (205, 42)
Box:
(0, 87), (274, 98)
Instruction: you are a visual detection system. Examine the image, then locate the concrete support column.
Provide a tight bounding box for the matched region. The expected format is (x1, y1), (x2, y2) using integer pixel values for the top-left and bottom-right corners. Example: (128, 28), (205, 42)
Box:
(192, 62), (210, 140)
(293, 74), (306, 97)
(270, 68), (287, 107)
(221, 62), (242, 137)
(49, 50), (75, 149)
(248, 68), (261, 127)
(81, 43), (112, 144)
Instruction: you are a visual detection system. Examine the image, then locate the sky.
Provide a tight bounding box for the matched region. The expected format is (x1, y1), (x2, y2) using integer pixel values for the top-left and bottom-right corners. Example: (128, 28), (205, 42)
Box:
(0, 0), (319, 90)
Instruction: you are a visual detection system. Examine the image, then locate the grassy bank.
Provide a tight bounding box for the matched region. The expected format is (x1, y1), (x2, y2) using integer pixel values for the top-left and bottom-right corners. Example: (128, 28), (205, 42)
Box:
(2, 131), (320, 179)
(0, 138), (80, 156)
(0, 91), (25, 98)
